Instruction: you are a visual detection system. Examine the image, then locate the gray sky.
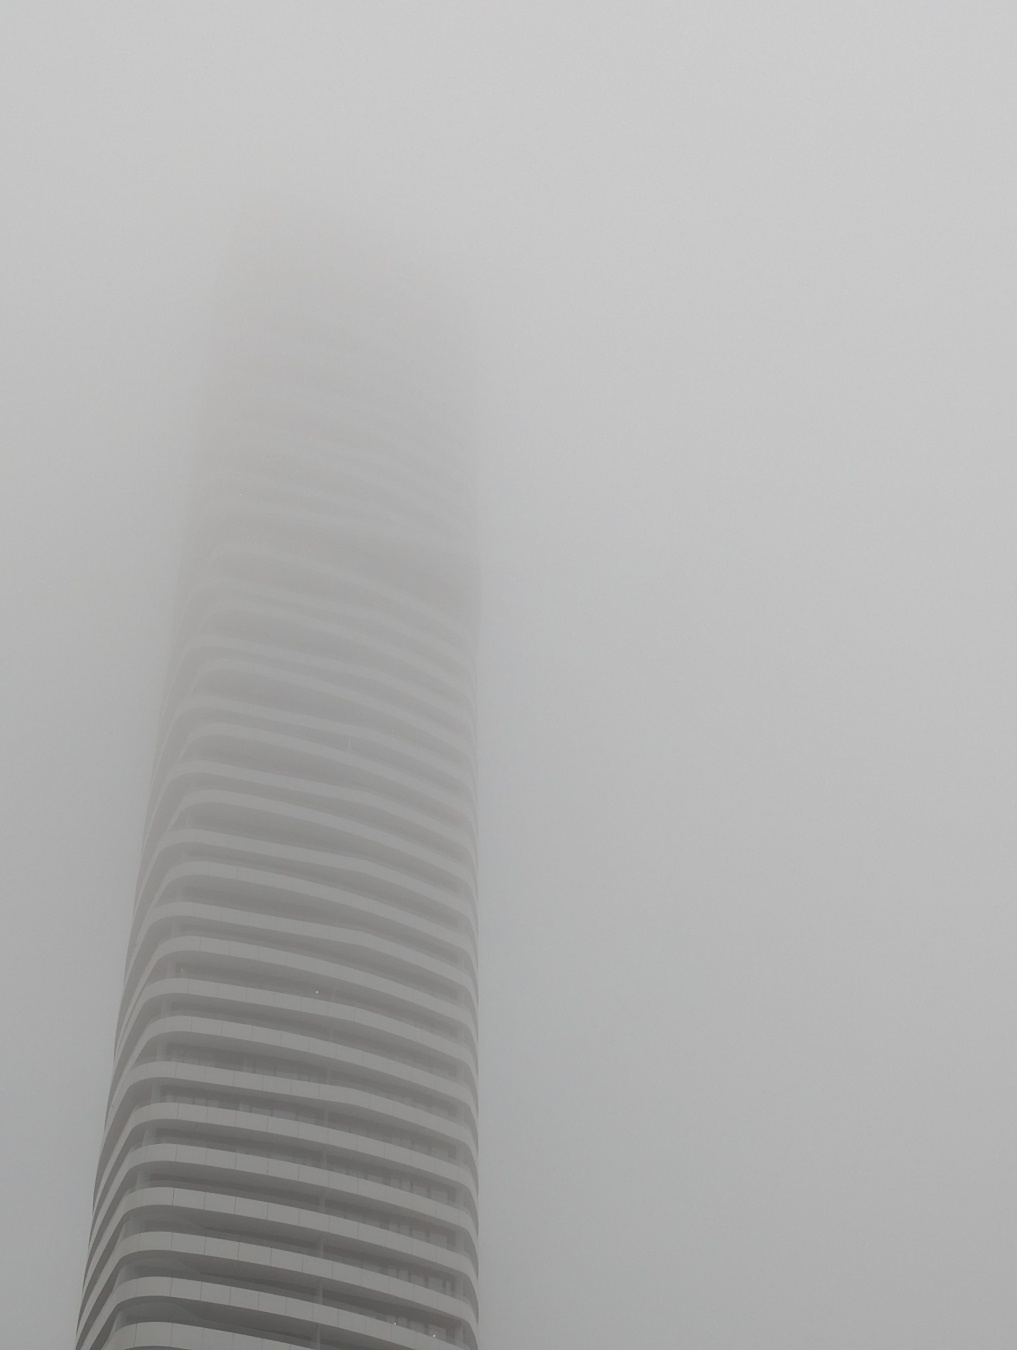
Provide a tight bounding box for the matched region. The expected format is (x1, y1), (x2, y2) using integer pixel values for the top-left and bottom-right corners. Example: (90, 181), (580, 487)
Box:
(4, 5), (1017, 1346)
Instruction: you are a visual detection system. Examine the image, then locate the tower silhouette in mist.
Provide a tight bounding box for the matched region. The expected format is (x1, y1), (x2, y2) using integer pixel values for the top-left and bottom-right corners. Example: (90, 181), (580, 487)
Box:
(75, 252), (480, 1350)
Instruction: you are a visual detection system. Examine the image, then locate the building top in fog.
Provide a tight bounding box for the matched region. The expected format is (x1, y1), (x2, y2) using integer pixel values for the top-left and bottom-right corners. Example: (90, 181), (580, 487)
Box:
(76, 249), (480, 1350)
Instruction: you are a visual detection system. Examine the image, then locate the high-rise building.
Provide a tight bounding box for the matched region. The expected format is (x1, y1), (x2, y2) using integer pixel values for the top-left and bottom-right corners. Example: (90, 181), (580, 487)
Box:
(75, 261), (479, 1350)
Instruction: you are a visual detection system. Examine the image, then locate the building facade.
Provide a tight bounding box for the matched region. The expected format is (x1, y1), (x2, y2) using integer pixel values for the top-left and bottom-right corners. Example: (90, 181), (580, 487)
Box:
(75, 270), (479, 1350)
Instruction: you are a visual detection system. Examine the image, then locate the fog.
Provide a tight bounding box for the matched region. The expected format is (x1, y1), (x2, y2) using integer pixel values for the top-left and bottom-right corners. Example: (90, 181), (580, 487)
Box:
(4, 5), (1017, 1346)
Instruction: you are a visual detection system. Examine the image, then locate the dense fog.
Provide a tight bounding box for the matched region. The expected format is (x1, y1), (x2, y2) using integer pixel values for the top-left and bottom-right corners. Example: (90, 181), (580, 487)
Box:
(3, 6), (1017, 1347)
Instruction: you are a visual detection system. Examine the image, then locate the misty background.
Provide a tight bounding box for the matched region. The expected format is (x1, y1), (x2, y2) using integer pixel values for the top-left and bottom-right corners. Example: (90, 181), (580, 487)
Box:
(3, 5), (1017, 1346)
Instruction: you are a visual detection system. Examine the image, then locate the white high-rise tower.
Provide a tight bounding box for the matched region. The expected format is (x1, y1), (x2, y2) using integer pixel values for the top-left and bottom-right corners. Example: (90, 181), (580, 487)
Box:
(75, 257), (479, 1350)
